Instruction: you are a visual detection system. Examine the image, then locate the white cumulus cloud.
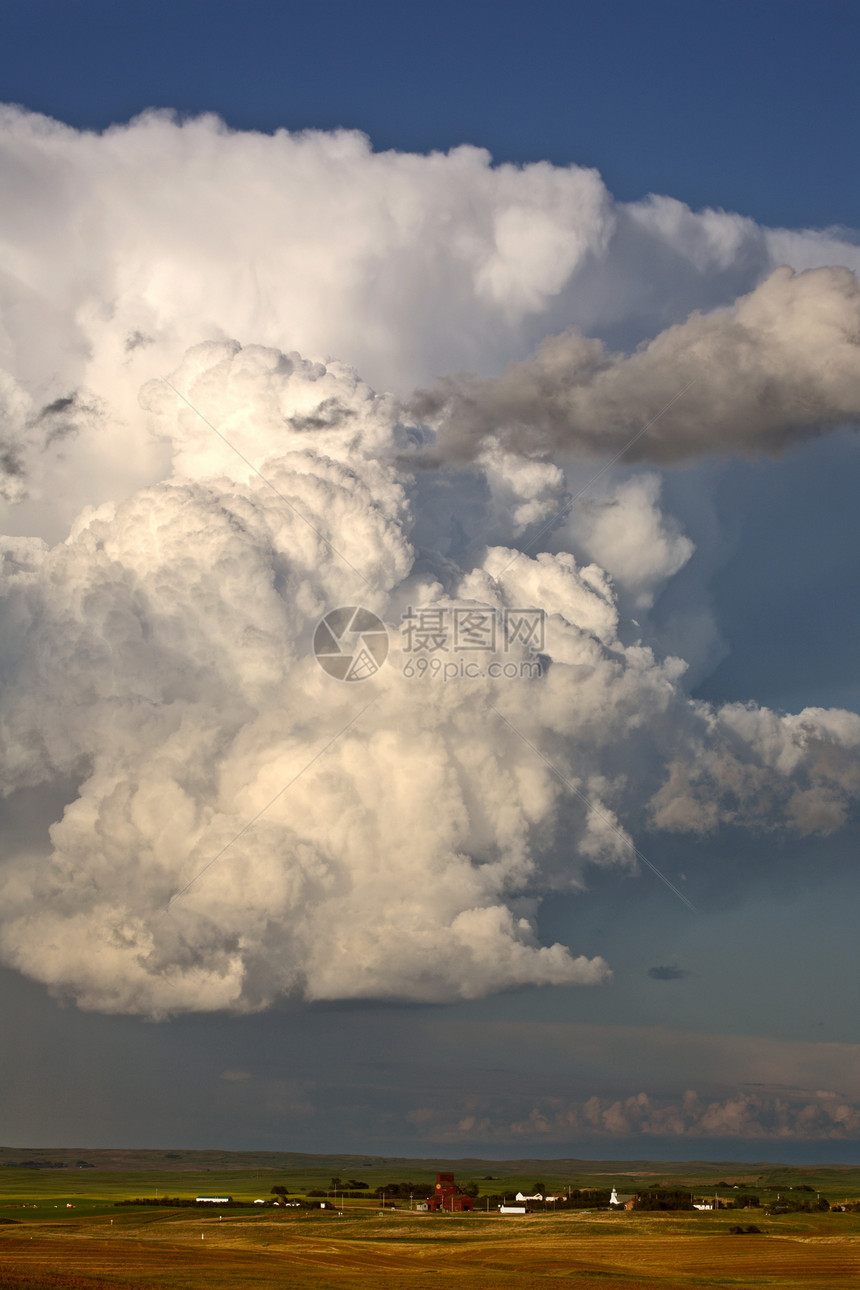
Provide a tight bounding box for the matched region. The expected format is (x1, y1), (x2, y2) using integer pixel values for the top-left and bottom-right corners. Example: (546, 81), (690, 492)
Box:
(0, 111), (858, 1016)
(0, 342), (856, 1015)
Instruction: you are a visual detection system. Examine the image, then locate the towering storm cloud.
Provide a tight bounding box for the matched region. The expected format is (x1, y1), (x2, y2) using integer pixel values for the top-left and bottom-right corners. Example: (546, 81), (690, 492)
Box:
(0, 342), (857, 1016)
(0, 109), (858, 1016)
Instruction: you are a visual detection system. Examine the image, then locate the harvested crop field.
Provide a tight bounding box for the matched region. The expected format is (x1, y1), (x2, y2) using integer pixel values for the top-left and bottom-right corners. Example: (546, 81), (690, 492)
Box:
(1, 1208), (859, 1289)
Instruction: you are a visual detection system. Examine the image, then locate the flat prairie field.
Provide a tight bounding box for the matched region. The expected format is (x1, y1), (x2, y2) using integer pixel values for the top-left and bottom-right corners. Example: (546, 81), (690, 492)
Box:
(1, 1207), (860, 1290)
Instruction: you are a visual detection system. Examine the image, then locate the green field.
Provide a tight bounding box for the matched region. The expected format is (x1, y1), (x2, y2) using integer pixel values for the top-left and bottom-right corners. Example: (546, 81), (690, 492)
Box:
(2, 1146), (859, 1211)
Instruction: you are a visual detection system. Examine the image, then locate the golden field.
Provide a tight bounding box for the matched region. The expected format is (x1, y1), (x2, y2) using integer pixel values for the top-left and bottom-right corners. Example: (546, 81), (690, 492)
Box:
(2, 1205), (860, 1289)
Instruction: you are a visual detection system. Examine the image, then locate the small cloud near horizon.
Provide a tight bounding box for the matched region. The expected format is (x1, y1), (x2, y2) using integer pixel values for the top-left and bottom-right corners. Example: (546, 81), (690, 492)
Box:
(648, 964), (691, 981)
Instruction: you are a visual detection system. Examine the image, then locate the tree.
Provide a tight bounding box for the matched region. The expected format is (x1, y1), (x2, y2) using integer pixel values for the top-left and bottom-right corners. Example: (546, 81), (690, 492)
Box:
(635, 1189), (693, 1212)
(271, 1185), (288, 1197)
(330, 1177), (344, 1191)
(533, 1183), (545, 1195)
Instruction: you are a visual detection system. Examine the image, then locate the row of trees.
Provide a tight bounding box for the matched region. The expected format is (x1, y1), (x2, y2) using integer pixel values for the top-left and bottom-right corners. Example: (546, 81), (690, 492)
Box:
(633, 1190), (694, 1212)
(284, 1181), (617, 1207)
(768, 1195), (830, 1213)
(632, 1190), (836, 1213)
(261, 1179), (840, 1214)
(113, 1187), (848, 1215)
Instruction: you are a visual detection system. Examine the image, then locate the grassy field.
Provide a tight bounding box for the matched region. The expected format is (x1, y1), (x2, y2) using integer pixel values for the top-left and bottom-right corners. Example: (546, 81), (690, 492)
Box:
(3, 1147), (860, 1206)
(2, 1153), (859, 1287)
(1, 1204), (860, 1289)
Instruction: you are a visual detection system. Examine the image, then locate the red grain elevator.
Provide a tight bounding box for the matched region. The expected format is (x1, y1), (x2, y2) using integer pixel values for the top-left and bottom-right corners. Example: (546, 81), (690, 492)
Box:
(426, 1172), (474, 1212)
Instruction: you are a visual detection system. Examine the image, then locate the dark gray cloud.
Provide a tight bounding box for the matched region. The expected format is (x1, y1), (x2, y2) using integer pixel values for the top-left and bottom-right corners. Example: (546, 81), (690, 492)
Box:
(649, 964), (691, 981)
(37, 395), (75, 420)
(415, 267), (860, 465)
(0, 387), (89, 501)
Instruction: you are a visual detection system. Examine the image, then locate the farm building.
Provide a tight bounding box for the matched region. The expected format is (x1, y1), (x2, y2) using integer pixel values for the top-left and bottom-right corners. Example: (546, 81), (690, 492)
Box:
(426, 1172), (474, 1212)
(609, 1188), (637, 1210)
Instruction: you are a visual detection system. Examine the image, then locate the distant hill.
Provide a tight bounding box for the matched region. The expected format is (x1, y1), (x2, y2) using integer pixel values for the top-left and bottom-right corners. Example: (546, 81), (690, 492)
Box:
(1, 1146), (857, 1179)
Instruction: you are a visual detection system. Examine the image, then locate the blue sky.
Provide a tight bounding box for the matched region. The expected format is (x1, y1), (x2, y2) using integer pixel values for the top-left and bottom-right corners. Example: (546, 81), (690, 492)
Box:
(3, 0), (860, 229)
(0, 0), (858, 1165)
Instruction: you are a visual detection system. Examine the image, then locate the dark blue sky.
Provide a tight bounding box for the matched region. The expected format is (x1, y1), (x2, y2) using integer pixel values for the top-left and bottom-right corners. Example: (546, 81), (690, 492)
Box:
(1, 0), (858, 229)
